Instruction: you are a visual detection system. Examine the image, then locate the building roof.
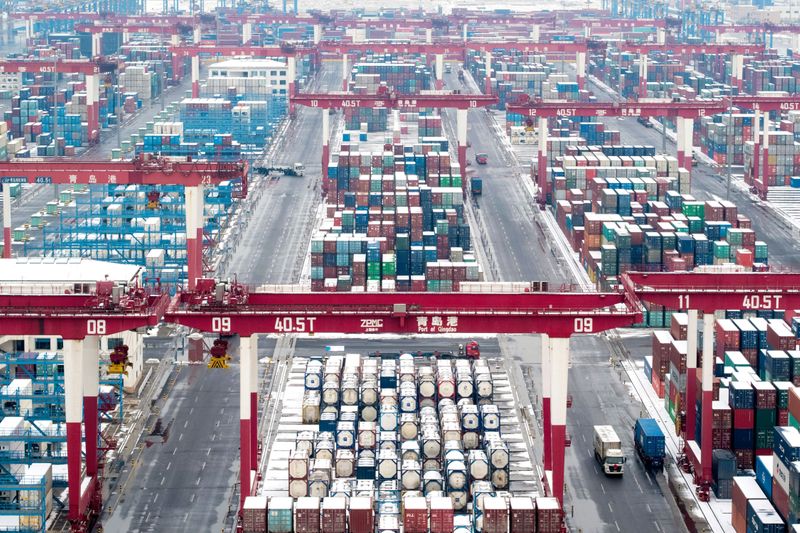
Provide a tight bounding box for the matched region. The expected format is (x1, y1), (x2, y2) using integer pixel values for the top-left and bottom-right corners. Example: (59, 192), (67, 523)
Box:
(210, 58), (287, 70)
(0, 258), (141, 284)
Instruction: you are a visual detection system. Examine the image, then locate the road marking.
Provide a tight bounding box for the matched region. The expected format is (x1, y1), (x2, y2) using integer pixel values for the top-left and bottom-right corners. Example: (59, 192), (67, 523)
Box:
(211, 433), (217, 441)
(207, 447), (211, 456)
(189, 407), (194, 415)
(647, 504), (653, 513)
(172, 447), (177, 456)
(196, 476), (201, 486)
(160, 476), (165, 486)
(152, 493), (158, 504)
(145, 512), (151, 523)
(615, 520), (620, 532)
(183, 513), (189, 523)
(190, 493), (196, 503)
(166, 461), (171, 471)
(183, 420), (189, 428)
(608, 502), (613, 513)
(201, 461), (206, 471)
(179, 433), (183, 441)
(654, 522), (662, 532)
(600, 482), (606, 495)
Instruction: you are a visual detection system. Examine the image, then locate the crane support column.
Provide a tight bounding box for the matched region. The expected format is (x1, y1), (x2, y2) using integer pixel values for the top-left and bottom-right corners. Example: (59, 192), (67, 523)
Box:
(288, 56), (297, 112)
(185, 185), (204, 290)
(123, 30), (130, 44)
(86, 74), (100, 143)
(538, 117), (548, 200)
(239, 335), (253, 507)
(685, 309), (698, 441)
(638, 54), (648, 98)
(752, 111), (761, 187)
(342, 54), (348, 91)
(172, 53), (182, 84)
(676, 116), (694, 173)
(576, 52), (586, 91)
(83, 337), (99, 478)
(193, 27), (201, 44)
(2, 185), (10, 259)
(731, 54), (744, 92)
(435, 54), (444, 90)
(792, 34), (800, 55)
(322, 109), (330, 194)
(531, 24), (540, 42)
(550, 336), (570, 507)
(657, 27), (666, 45)
(701, 312), (715, 484)
(760, 112), (771, 197)
(242, 22), (252, 45)
(191, 56), (200, 98)
(91, 34), (101, 57)
(484, 51), (492, 95)
(541, 334), (552, 474)
(249, 336), (259, 471)
(462, 23), (468, 42)
(456, 109), (468, 177)
(65, 339), (85, 522)
(24, 19), (32, 41)
(313, 24), (321, 44)
(425, 28), (432, 44)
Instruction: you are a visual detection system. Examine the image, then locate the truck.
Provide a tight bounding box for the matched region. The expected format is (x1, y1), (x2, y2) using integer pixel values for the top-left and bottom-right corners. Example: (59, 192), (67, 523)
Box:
(634, 418), (666, 470)
(470, 177), (482, 196)
(475, 153), (488, 165)
(593, 425), (625, 475)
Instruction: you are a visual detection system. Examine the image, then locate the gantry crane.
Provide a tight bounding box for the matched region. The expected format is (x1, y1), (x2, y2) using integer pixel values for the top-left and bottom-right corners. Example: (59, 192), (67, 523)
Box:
(0, 155), (248, 289)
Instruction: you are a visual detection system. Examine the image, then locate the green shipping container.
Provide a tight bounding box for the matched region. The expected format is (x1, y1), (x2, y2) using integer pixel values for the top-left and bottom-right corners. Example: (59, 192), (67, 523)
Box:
(755, 409), (776, 430)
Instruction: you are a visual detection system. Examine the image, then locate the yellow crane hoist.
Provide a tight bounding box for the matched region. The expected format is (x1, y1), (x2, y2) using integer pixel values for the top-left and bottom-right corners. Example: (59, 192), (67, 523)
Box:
(208, 339), (231, 369)
(108, 345), (132, 375)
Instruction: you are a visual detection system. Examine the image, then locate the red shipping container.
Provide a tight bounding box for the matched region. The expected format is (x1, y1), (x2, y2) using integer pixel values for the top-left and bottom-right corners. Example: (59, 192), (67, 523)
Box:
(430, 496), (454, 533)
(510, 497), (535, 533)
(295, 497), (321, 533)
(778, 409), (789, 426)
(671, 313), (689, 341)
(772, 477), (790, 521)
(403, 497), (428, 533)
(733, 408), (755, 429)
(484, 496), (510, 533)
(735, 448), (754, 470)
(321, 498), (347, 533)
(732, 477), (766, 533)
(348, 497), (374, 533)
(767, 321), (795, 350)
(535, 497), (562, 533)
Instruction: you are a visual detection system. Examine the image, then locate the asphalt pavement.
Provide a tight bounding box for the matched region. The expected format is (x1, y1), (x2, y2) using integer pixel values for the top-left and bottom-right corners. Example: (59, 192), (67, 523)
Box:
(224, 62), (342, 285)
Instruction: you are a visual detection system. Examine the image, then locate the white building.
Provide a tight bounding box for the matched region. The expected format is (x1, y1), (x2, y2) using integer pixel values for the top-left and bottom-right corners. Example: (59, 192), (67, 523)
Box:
(206, 58), (288, 97)
(0, 258), (148, 391)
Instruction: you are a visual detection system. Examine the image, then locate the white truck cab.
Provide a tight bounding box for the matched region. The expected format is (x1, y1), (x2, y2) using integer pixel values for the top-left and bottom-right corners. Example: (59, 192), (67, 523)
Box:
(593, 425), (626, 475)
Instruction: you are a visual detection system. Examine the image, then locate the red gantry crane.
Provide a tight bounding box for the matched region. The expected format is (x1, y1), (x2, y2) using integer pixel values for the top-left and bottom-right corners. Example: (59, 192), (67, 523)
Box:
(165, 279), (642, 512)
(290, 91), (498, 192)
(621, 271), (800, 500)
(505, 96), (800, 204)
(0, 58), (115, 143)
(0, 156), (248, 289)
(615, 42), (767, 94)
(0, 282), (169, 532)
(168, 44), (317, 98)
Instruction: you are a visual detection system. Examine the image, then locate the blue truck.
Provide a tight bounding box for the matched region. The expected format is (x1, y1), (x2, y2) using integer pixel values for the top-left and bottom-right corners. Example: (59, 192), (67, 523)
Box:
(634, 418), (666, 470)
(470, 177), (482, 196)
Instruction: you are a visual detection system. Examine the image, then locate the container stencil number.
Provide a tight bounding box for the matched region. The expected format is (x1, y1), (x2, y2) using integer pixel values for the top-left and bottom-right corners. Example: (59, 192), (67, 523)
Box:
(274, 317), (316, 333)
(573, 317), (593, 333)
(87, 319), (106, 335)
(212, 317), (231, 333)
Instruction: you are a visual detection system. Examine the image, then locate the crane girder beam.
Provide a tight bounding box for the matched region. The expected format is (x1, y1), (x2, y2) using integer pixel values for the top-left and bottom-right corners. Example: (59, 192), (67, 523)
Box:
(170, 45), (315, 58)
(567, 18), (666, 29)
(618, 43), (763, 55)
(0, 159), (249, 187)
(291, 92), (498, 110)
(0, 60), (101, 75)
(0, 294), (169, 339)
(166, 288), (639, 337)
(506, 97), (800, 118)
(621, 272), (800, 313)
(75, 23), (178, 34)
